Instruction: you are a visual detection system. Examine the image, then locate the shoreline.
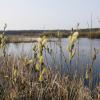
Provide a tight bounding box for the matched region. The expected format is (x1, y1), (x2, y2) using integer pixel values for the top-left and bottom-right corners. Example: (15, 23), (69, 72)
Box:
(6, 35), (100, 43)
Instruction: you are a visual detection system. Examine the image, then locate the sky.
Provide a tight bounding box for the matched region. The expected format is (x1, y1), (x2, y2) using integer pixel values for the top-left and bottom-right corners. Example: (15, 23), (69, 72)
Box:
(0, 0), (100, 30)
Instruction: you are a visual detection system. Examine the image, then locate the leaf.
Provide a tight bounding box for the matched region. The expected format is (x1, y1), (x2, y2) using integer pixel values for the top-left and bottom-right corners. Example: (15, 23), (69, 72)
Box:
(24, 58), (33, 66)
(39, 74), (44, 82)
(39, 55), (44, 64)
(42, 67), (47, 75)
(35, 63), (40, 71)
(67, 45), (70, 52)
(37, 37), (42, 43)
(38, 67), (48, 82)
(13, 68), (17, 77)
(69, 50), (75, 61)
(72, 32), (79, 38)
(42, 38), (47, 46)
(68, 36), (72, 42)
(68, 32), (79, 46)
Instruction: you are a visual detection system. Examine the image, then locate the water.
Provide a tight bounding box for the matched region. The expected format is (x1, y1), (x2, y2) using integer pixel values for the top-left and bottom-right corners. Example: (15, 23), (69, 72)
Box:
(4, 38), (100, 86)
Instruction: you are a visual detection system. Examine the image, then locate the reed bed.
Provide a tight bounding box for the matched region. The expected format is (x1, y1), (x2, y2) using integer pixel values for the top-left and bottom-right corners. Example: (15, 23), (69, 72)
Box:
(0, 26), (100, 100)
(0, 56), (99, 100)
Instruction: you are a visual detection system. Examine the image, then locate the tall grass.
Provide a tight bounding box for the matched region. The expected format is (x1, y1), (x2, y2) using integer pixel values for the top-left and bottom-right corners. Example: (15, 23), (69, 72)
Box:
(0, 26), (100, 100)
(0, 56), (99, 100)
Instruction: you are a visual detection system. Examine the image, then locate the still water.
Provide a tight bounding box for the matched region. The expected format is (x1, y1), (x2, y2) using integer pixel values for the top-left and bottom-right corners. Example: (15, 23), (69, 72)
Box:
(5, 38), (100, 86)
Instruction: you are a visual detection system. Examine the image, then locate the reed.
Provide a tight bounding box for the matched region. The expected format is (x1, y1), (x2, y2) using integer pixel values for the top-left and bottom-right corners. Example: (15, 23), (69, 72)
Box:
(0, 27), (99, 100)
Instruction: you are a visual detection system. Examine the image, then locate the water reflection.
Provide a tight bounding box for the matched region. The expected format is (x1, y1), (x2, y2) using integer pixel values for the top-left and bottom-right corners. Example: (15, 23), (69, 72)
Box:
(5, 38), (100, 85)
(5, 38), (100, 68)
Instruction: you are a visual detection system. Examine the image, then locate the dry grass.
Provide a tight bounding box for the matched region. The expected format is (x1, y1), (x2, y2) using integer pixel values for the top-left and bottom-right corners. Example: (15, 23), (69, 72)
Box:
(0, 56), (99, 100)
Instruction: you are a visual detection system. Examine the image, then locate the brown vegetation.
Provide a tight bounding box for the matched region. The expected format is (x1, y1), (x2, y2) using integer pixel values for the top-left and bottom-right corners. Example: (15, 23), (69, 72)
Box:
(0, 56), (99, 100)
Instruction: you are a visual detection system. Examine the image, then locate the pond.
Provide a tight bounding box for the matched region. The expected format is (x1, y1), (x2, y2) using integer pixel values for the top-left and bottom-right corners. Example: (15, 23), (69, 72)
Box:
(4, 38), (100, 86)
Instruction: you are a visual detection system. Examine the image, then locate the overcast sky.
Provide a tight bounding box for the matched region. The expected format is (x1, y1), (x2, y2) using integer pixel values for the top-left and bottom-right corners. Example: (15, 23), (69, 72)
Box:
(0, 0), (100, 30)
